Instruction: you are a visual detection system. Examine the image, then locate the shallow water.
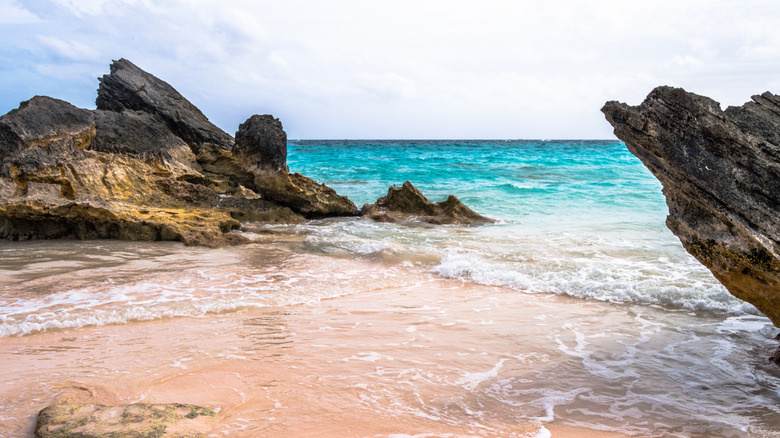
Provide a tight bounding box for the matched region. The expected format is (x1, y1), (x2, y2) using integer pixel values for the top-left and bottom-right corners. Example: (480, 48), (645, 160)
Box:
(1, 245), (779, 437)
(1, 140), (780, 436)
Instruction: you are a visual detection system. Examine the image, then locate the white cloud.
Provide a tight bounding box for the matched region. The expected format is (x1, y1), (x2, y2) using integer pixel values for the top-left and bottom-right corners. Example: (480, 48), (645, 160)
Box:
(673, 55), (704, 69)
(2, 0), (780, 138)
(36, 35), (100, 61)
(0, 0), (40, 24)
(50, 0), (145, 16)
(356, 73), (417, 100)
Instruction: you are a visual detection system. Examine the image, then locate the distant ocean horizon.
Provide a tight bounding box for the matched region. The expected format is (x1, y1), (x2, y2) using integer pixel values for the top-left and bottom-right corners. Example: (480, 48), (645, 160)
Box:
(288, 138), (622, 142)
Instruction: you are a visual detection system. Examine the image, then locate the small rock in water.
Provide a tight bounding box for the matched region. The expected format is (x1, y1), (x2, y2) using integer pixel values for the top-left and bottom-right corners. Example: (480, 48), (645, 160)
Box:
(360, 180), (495, 225)
(35, 402), (217, 438)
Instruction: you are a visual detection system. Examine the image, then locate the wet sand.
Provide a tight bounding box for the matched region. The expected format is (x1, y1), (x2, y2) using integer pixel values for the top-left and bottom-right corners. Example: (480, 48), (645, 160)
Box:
(0, 279), (637, 437)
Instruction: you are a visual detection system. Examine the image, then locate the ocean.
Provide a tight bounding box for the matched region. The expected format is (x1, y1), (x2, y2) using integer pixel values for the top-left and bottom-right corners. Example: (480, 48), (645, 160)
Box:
(1, 140), (779, 437)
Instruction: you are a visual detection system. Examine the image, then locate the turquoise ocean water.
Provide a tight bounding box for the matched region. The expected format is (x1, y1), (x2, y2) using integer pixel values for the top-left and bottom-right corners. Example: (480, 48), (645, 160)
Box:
(2, 140), (780, 437)
(287, 139), (752, 315)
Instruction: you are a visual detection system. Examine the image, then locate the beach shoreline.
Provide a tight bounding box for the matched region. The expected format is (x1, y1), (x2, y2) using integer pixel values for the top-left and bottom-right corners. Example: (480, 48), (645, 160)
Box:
(2, 275), (641, 438)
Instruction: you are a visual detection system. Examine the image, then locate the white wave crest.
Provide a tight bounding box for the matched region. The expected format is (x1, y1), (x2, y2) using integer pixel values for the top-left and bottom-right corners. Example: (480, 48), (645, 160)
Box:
(432, 251), (757, 315)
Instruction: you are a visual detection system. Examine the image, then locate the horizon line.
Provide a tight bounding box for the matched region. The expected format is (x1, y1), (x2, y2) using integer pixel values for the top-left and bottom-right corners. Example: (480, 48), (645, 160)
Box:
(287, 138), (622, 142)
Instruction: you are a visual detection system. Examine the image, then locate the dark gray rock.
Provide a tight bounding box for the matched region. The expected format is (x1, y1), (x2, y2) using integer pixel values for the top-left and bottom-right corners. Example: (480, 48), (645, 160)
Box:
(96, 58), (233, 152)
(0, 59), (356, 246)
(602, 86), (780, 326)
(235, 114), (288, 172)
(360, 181), (495, 225)
(91, 110), (189, 155)
(0, 96), (95, 157)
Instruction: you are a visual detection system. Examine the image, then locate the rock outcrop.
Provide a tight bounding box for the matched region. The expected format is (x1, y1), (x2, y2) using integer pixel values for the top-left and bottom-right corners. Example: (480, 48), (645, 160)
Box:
(360, 181), (495, 225)
(602, 87), (780, 327)
(235, 114), (288, 172)
(96, 58), (234, 152)
(35, 402), (216, 438)
(0, 58), (357, 246)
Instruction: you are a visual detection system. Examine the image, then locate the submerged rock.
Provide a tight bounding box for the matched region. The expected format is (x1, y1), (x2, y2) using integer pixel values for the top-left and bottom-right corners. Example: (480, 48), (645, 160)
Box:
(602, 87), (780, 326)
(35, 402), (216, 438)
(0, 58), (356, 246)
(360, 181), (494, 225)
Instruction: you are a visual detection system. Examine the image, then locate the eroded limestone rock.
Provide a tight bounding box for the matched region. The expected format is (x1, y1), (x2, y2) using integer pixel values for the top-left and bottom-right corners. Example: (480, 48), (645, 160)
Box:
(360, 181), (494, 225)
(35, 402), (216, 438)
(602, 87), (780, 326)
(0, 59), (357, 246)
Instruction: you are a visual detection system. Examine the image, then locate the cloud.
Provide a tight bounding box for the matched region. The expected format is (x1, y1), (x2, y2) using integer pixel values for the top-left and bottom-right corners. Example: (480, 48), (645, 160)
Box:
(36, 35), (100, 61)
(2, 0), (780, 138)
(356, 73), (417, 100)
(0, 0), (40, 24)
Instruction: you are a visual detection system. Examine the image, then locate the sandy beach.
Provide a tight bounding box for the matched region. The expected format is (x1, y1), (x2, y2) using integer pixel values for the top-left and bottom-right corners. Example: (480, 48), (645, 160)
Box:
(1, 270), (642, 437)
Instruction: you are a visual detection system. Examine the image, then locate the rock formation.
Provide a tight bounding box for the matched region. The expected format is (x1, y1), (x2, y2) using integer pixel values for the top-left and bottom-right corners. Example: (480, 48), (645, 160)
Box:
(602, 87), (780, 328)
(235, 114), (288, 172)
(35, 402), (216, 438)
(0, 58), (357, 246)
(360, 181), (495, 225)
(96, 58), (234, 152)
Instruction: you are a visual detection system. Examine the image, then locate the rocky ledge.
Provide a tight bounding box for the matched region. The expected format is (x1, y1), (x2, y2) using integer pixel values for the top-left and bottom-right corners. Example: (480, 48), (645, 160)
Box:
(602, 87), (780, 330)
(360, 181), (495, 225)
(0, 59), (357, 247)
(35, 402), (216, 438)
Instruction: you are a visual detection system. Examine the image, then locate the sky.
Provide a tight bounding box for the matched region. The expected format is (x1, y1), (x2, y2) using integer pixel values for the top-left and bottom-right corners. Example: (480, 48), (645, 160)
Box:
(1, 0), (779, 139)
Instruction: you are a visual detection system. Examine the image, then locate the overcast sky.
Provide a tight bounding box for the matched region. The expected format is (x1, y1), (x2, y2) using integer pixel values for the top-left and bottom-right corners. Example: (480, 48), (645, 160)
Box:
(1, 0), (779, 139)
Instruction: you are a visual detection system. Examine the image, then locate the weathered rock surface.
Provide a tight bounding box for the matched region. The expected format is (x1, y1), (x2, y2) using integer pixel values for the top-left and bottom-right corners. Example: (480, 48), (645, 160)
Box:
(96, 58), (233, 152)
(0, 58), (356, 246)
(35, 402), (216, 438)
(235, 114), (288, 172)
(602, 86), (780, 326)
(360, 181), (494, 225)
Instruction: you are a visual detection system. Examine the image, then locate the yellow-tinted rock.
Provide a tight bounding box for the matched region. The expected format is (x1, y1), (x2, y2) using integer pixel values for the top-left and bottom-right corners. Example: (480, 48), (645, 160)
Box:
(0, 59), (356, 246)
(35, 402), (217, 438)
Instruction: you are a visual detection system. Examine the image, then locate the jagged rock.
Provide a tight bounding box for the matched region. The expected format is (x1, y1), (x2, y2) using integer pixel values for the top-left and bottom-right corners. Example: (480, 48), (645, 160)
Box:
(0, 59), (354, 246)
(35, 402), (216, 438)
(235, 184), (261, 200)
(0, 202), (246, 247)
(602, 87), (780, 326)
(96, 58), (233, 152)
(360, 181), (494, 225)
(254, 171), (358, 217)
(771, 345), (780, 365)
(235, 114), (288, 172)
(232, 114), (357, 216)
(0, 96), (95, 156)
(91, 109), (189, 155)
